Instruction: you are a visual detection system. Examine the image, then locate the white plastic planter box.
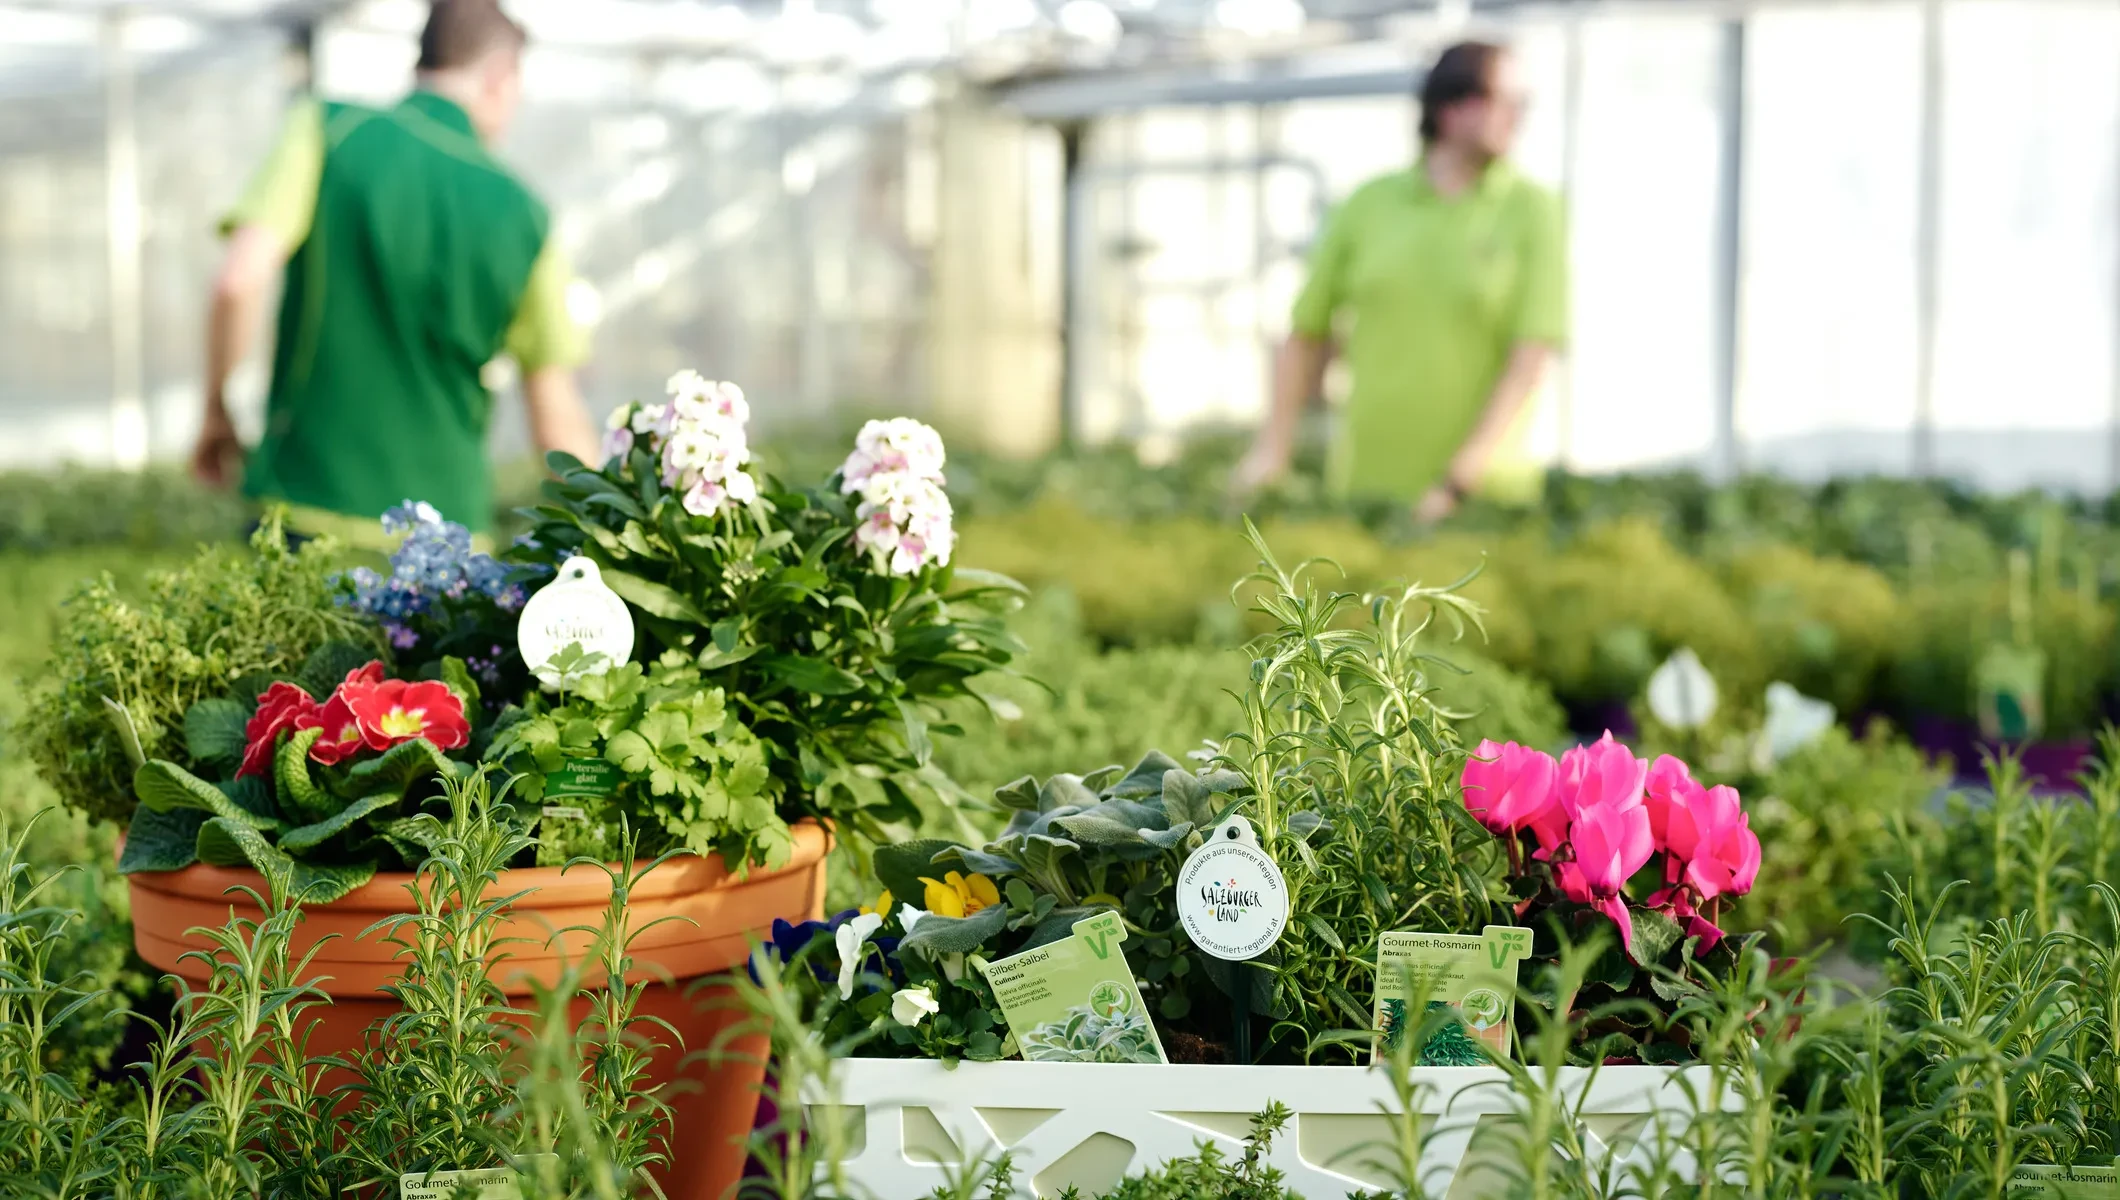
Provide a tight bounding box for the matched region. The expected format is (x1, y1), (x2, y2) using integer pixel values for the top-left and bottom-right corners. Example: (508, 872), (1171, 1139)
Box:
(812, 1059), (1730, 1199)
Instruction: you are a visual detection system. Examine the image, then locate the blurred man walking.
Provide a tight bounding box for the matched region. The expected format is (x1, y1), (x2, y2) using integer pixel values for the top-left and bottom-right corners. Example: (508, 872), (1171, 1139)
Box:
(1236, 41), (1567, 522)
(193, 0), (597, 535)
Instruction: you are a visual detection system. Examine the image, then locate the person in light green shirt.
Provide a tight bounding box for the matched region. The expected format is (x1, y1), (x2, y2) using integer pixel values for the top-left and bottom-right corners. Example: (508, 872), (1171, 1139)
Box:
(1236, 41), (1568, 522)
(192, 0), (598, 538)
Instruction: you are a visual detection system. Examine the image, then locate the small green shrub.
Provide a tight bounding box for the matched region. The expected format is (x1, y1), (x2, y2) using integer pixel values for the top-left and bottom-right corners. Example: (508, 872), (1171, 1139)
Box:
(23, 518), (375, 828)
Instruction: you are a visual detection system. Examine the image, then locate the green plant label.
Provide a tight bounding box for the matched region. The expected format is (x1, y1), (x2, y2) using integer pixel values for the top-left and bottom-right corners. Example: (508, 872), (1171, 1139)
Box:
(1975, 642), (2046, 741)
(1372, 925), (1533, 1065)
(399, 1166), (522, 1200)
(544, 757), (618, 801)
(2008, 1165), (2120, 1199)
(973, 910), (1168, 1065)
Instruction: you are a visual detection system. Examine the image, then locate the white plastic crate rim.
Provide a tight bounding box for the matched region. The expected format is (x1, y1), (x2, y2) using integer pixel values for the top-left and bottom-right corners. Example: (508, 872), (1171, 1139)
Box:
(810, 1059), (1732, 1199)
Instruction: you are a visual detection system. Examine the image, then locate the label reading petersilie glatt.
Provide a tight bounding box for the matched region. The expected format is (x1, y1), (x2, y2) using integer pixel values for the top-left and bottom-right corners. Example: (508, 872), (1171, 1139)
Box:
(1373, 925), (1533, 1065)
(544, 757), (618, 801)
(974, 910), (1167, 1065)
(2008, 1165), (2120, 1199)
(1174, 816), (1289, 962)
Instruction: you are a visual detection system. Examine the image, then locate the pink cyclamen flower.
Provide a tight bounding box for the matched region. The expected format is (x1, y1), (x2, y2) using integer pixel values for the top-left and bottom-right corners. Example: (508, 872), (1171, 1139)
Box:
(1648, 886), (1729, 952)
(1461, 740), (1563, 844)
(1568, 797), (1656, 954)
(1641, 754), (1694, 850)
(1558, 732), (1648, 821)
(1663, 783), (1761, 901)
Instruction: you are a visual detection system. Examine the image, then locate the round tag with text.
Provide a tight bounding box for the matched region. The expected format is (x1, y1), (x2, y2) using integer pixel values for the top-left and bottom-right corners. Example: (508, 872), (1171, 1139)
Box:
(1175, 816), (1289, 962)
(518, 557), (635, 687)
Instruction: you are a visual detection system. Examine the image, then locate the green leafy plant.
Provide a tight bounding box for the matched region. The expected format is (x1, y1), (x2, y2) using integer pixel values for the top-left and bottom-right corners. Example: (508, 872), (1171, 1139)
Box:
(25, 515), (376, 827)
(116, 645), (476, 904)
(486, 646), (784, 867)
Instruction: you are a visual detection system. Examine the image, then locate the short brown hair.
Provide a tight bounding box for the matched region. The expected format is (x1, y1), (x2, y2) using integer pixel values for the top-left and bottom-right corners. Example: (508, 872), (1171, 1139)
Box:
(417, 0), (526, 72)
(1418, 41), (1505, 144)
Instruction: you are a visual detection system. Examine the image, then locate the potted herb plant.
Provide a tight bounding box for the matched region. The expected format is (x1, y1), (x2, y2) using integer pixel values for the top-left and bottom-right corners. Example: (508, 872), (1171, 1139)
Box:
(756, 530), (1756, 1197)
(33, 374), (1019, 1200)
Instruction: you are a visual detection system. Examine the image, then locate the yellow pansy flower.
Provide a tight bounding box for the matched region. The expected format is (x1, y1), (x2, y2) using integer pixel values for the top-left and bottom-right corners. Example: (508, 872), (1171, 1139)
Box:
(919, 871), (1000, 919)
(860, 888), (894, 918)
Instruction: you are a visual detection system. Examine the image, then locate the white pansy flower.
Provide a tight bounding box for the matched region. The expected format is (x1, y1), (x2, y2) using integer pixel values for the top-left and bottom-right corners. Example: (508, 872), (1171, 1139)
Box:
(897, 903), (929, 936)
(834, 911), (884, 1001)
(891, 986), (940, 1027)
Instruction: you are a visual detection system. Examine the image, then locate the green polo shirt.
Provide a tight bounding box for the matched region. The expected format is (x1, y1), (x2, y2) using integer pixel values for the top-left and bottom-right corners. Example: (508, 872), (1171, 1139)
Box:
(222, 93), (586, 533)
(1291, 159), (1567, 504)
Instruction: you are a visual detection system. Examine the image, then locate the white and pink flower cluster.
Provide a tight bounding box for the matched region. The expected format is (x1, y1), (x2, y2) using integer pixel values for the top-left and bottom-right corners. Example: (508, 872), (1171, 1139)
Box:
(602, 370), (759, 518)
(838, 418), (956, 577)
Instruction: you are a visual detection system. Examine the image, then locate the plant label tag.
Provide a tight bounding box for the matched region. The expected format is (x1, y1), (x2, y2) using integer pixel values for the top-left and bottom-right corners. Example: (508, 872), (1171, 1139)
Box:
(973, 910), (1167, 1064)
(540, 805), (588, 822)
(1975, 642), (2047, 741)
(2008, 1165), (2120, 1199)
(398, 1166), (522, 1200)
(1174, 816), (1288, 962)
(544, 757), (618, 801)
(1372, 925), (1533, 1065)
(518, 557), (635, 689)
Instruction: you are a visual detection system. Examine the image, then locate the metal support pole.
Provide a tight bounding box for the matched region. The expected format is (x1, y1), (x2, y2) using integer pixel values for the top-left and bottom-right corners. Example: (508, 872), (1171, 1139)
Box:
(1058, 120), (1087, 448)
(1913, 0), (1945, 477)
(1710, 17), (1745, 482)
(102, 8), (148, 470)
(1556, 13), (1584, 474)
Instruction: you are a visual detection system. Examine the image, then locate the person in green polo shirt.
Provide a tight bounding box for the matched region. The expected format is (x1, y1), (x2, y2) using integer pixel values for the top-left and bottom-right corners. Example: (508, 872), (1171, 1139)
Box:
(191, 0), (597, 538)
(1235, 41), (1567, 523)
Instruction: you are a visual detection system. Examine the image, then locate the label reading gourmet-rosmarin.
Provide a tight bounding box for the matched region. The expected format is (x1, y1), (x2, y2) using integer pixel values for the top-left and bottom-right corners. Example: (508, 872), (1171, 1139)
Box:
(2007, 1164), (2120, 1199)
(1372, 925), (1534, 1065)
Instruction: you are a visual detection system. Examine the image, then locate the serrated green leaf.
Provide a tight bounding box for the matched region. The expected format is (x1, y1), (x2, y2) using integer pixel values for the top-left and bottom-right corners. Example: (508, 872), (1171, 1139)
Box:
(195, 817), (261, 868)
(287, 860), (378, 906)
(1626, 905), (1684, 968)
(183, 698), (251, 765)
(606, 730), (654, 775)
(276, 728), (334, 823)
(345, 738), (455, 797)
(278, 793), (406, 854)
(134, 761), (280, 832)
(119, 807), (206, 873)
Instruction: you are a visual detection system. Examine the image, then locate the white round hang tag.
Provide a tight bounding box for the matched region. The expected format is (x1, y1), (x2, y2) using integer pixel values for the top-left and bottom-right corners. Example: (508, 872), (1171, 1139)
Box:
(518, 557), (635, 688)
(1175, 816), (1289, 962)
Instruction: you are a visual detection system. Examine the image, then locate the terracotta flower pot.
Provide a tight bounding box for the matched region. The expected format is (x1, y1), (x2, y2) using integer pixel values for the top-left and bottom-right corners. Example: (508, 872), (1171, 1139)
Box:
(128, 821), (831, 1200)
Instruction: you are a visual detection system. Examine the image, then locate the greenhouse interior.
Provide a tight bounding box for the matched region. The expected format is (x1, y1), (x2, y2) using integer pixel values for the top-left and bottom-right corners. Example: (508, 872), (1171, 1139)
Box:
(3, 1), (2120, 1197)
